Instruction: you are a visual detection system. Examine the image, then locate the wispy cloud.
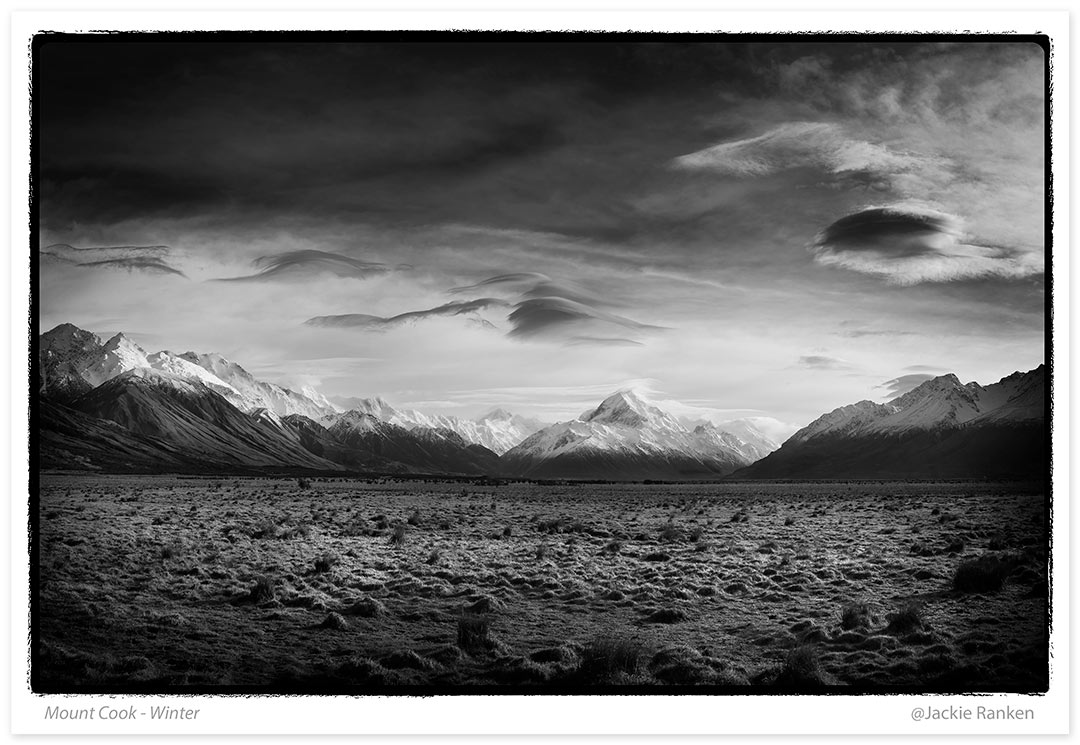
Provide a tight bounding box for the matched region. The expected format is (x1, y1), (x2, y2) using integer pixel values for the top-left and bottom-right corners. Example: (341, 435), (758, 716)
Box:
(563, 336), (644, 347)
(837, 328), (918, 339)
(40, 243), (186, 277)
(796, 354), (853, 371)
(450, 272), (607, 306)
(212, 250), (396, 282)
(305, 298), (508, 330)
(810, 205), (1044, 284)
(672, 122), (946, 191)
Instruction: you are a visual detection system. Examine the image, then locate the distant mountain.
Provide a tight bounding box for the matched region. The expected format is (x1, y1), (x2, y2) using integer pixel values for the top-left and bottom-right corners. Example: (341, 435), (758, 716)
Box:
(501, 389), (777, 480)
(328, 396), (545, 454)
(40, 397), (207, 472)
(39, 324), (149, 402)
(319, 410), (502, 475)
(176, 351), (338, 420)
(37, 323), (336, 420)
(68, 368), (338, 470)
(279, 414), (410, 473)
(736, 366), (1046, 479)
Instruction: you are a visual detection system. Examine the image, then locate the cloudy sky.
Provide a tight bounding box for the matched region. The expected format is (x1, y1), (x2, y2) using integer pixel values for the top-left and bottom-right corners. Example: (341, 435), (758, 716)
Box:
(36, 39), (1047, 430)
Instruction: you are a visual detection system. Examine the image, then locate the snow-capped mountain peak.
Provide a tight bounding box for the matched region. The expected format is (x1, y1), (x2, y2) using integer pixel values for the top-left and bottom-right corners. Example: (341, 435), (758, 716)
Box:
(82, 333), (150, 386)
(478, 407), (513, 422)
(503, 388), (780, 479)
(582, 389), (669, 428)
(790, 367), (1045, 444)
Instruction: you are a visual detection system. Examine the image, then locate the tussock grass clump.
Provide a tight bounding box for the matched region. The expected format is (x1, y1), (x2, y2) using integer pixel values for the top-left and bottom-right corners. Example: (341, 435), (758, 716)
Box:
(576, 636), (646, 683)
(885, 603), (924, 634)
(457, 613), (493, 654)
(158, 538), (185, 561)
(658, 522), (684, 543)
(249, 575), (276, 603)
(319, 612), (348, 630)
(538, 517), (578, 534)
(841, 602), (871, 631)
(953, 553), (1019, 593)
(389, 522), (408, 546)
(313, 553), (338, 574)
(645, 607), (688, 624)
(342, 597), (385, 618)
(771, 645), (836, 688)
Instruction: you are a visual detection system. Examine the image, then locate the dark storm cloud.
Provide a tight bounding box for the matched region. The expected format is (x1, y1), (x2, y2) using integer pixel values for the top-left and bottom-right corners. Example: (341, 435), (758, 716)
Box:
(40, 243), (186, 277)
(36, 41), (842, 237)
(304, 299), (509, 330)
(877, 373), (936, 398)
(810, 205), (1043, 284)
(212, 250), (392, 282)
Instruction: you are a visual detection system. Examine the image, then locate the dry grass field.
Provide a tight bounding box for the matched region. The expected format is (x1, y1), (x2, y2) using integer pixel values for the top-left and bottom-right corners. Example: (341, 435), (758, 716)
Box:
(34, 474), (1048, 692)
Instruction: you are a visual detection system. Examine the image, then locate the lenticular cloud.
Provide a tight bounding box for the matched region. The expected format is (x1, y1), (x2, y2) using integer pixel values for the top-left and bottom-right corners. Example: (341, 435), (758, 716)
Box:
(809, 205), (1044, 285)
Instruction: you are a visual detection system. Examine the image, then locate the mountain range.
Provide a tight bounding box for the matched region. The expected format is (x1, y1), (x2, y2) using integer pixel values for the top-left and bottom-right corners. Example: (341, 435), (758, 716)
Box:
(735, 365), (1046, 479)
(35, 322), (1046, 480)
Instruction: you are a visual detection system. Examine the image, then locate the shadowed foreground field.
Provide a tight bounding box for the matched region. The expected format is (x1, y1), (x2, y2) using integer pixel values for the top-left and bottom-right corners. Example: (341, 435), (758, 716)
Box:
(34, 474), (1048, 692)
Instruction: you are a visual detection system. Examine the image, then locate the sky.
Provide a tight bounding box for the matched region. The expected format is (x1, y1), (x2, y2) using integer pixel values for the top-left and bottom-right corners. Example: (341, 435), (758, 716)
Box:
(35, 38), (1047, 432)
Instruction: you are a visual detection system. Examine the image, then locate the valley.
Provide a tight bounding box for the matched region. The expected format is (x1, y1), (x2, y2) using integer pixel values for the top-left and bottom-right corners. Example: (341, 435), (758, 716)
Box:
(35, 474), (1048, 692)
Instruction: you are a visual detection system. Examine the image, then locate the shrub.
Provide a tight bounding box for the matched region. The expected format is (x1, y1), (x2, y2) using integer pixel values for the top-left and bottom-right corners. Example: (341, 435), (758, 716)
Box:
(457, 613), (492, 653)
(953, 554), (1019, 593)
(297, 478), (310, 490)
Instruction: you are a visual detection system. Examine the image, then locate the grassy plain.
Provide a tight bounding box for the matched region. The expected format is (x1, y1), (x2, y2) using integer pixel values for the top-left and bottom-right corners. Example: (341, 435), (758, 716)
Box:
(34, 474), (1048, 692)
